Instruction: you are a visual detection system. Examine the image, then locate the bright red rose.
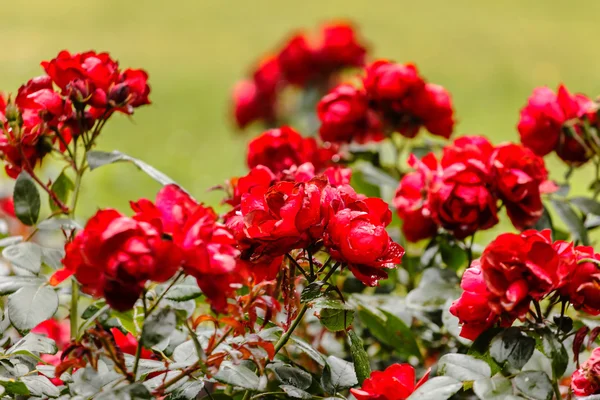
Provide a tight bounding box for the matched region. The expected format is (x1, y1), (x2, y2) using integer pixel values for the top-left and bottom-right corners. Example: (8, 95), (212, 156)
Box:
(364, 60), (425, 104)
(393, 154), (439, 242)
(490, 143), (550, 230)
(314, 22), (366, 73)
(111, 328), (153, 359)
(517, 85), (594, 165)
(480, 230), (561, 318)
(246, 126), (333, 173)
(406, 83), (455, 139)
(324, 197), (404, 286)
(428, 160), (498, 239)
(350, 363), (429, 400)
(559, 244), (600, 315)
(317, 84), (384, 144)
(225, 166), (276, 209)
(450, 261), (500, 340)
(241, 177), (332, 258)
(52, 209), (181, 311)
(572, 347), (600, 396)
(441, 135), (494, 168)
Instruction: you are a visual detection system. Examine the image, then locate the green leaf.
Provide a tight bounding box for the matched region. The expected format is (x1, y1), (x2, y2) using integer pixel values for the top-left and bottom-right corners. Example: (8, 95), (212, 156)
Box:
(406, 376), (462, 400)
(550, 199), (589, 245)
(173, 340), (201, 366)
(490, 328), (535, 371)
(2, 242), (42, 274)
(473, 373), (514, 400)
(269, 363), (312, 390)
(440, 241), (468, 270)
(468, 328), (504, 376)
(87, 150), (179, 187)
(8, 285), (58, 331)
(357, 308), (421, 360)
(321, 355), (357, 394)
(350, 167), (381, 198)
(571, 196), (600, 216)
(354, 162), (399, 192)
(49, 171), (74, 213)
(13, 172), (40, 226)
(8, 332), (57, 356)
(317, 298), (354, 332)
(534, 206), (553, 232)
(536, 328), (568, 378)
(95, 382), (152, 399)
(141, 308), (176, 348)
(165, 283), (202, 302)
(168, 380), (205, 400)
(406, 268), (460, 312)
(291, 337), (326, 366)
(437, 353), (491, 382)
(300, 282), (328, 303)
(0, 378), (29, 396)
(280, 385), (312, 399)
(21, 375), (59, 398)
(348, 330), (371, 385)
(214, 361), (260, 390)
(0, 276), (44, 295)
(513, 371), (552, 400)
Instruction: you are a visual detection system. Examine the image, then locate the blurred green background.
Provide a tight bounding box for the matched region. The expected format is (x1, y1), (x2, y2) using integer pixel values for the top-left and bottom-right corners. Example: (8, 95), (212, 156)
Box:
(2, 0), (600, 218)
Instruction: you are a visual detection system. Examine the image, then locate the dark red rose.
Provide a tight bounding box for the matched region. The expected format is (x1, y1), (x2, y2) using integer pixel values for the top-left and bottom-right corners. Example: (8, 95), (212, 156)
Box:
(518, 85), (595, 165)
(428, 159), (498, 239)
(111, 328), (153, 359)
(572, 347), (600, 396)
(317, 84), (383, 144)
(52, 209), (181, 311)
(490, 143), (551, 230)
(364, 60), (425, 104)
(480, 230), (561, 318)
(278, 34), (314, 86)
(324, 197), (404, 286)
(314, 22), (366, 73)
(393, 154), (439, 242)
(107, 68), (151, 113)
(559, 244), (600, 315)
(441, 135), (494, 168)
(247, 126), (332, 173)
(350, 363), (429, 400)
(450, 261), (500, 340)
(406, 83), (455, 139)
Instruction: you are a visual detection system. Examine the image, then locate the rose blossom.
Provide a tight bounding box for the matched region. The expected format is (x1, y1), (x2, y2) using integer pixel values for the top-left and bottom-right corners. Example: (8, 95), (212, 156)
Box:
(572, 347), (600, 396)
(350, 363), (429, 400)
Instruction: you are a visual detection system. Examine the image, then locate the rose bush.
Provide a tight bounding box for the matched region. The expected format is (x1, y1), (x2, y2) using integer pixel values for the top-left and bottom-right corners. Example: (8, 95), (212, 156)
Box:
(0, 21), (598, 400)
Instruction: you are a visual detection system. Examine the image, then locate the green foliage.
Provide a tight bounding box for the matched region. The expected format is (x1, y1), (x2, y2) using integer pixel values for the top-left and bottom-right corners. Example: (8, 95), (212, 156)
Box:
(13, 172), (40, 226)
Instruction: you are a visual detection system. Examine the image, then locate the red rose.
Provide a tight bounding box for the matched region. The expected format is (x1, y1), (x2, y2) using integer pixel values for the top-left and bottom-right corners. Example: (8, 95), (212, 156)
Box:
(247, 127), (332, 173)
(111, 328), (153, 359)
(441, 135), (494, 168)
(480, 230), (561, 317)
(317, 84), (384, 144)
(393, 154), (439, 242)
(107, 68), (151, 113)
(364, 60), (425, 104)
(517, 85), (594, 165)
(428, 159), (498, 239)
(490, 143), (550, 230)
(314, 22), (366, 73)
(350, 363), (429, 400)
(324, 197), (404, 286)
(225, 166), (276, 209)
(278, 34), (314, 86)
(449, 261), (500, 340)
(407, 83), (455, 139)
(572, 347), (600, 396)
(52, 209), (181, 311)
(559, 244), (600, 315)
(33, 319), (71, 350)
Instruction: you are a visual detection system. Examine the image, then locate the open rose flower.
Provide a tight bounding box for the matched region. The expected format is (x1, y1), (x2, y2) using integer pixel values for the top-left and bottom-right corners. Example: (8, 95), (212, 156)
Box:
(450, 261), (500, 340)
(53, 209), (181, 311)
(441, 135), (494, 167)
(517, 85), (595, 165)
(559, 244), (600, 315)
(480, 230), (562, 318)
(350, 364), (429, 400)
(572, 347), (600, 396)
(317, 84), (383, 144)
(324, 197), (404, 286)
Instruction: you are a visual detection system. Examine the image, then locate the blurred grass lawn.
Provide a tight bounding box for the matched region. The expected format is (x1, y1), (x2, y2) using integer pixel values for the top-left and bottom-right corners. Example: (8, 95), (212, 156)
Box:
(2, 0), (600, 219)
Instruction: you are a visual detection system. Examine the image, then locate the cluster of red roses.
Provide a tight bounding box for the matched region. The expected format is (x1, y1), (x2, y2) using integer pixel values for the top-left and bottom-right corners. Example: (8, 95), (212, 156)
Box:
(232, 22), (366, 129)
(450, 229), (600, 340)
(0, 51), (149, 178)
(318, 60), (455, 144)
(393, 135), (554, 242)
(518, 84), (599, 166)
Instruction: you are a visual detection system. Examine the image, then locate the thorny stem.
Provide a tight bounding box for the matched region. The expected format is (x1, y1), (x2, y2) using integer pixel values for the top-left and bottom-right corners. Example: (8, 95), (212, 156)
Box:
(286, 253), (310, 280)
(322, 262), (341, 283)
(132, 294), (148, 379)
(274, 303), (310, 355)
(533, 301), (544, 323)
(70, 279), (79, 341)
(465, 234), (475, 267)
(307, 248), (314, 279)
(77, 304), (110, 338)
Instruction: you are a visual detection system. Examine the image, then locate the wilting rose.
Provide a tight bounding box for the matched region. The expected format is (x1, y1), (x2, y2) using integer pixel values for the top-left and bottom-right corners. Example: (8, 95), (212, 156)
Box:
(324, 197), (404, 286)
(393, 154), (439, 242)
(450, 261), (500, 340)
(317, 84), (383, 144)
(350, 363), (429, 400)
(428, 160), (498, 239)
(572, 347), (600, 396)
(53, 209), (181, 311)
(479, 230), (561, 317)
(490, 143), (551, 230)
(517, 84), (594, 165)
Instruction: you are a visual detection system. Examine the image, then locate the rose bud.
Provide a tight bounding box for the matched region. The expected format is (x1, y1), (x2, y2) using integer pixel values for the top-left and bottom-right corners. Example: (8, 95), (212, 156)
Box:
(350, 363), (429, 400)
